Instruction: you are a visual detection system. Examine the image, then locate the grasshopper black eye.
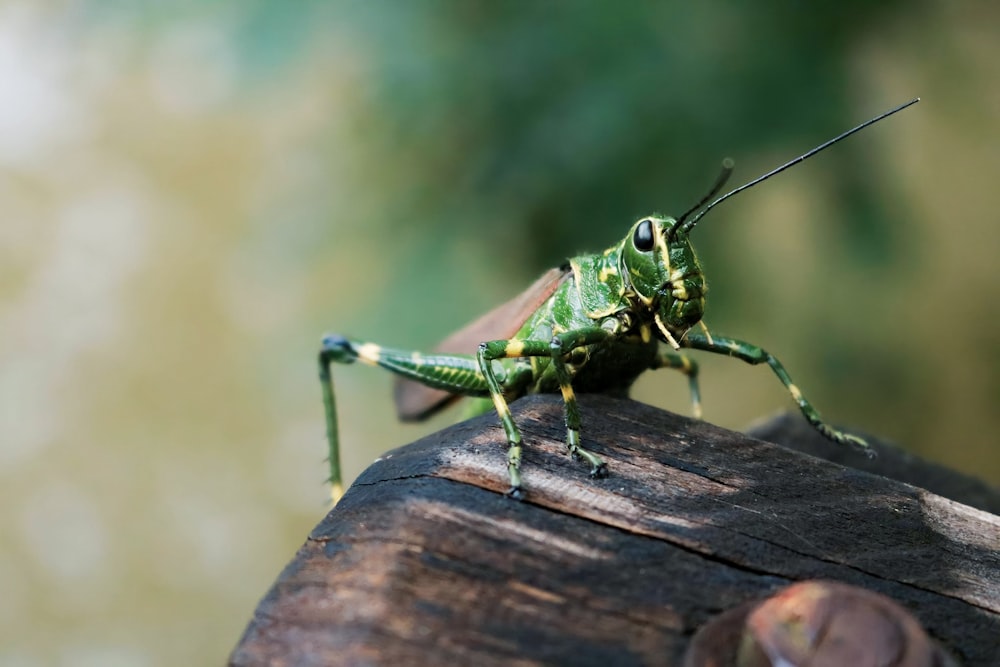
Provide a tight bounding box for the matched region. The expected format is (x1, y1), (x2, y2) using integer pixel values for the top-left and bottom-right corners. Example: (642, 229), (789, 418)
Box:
(633, 219), (655, 251)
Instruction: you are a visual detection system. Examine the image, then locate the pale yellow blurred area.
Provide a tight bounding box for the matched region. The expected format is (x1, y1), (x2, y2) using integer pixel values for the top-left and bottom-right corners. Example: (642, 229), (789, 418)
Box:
(0, 4), (384, 665)
(0, 2), (997, 666)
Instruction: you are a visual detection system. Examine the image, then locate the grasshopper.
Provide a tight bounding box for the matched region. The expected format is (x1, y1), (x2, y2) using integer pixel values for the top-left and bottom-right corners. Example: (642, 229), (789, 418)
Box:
(319, 99), (918, 503)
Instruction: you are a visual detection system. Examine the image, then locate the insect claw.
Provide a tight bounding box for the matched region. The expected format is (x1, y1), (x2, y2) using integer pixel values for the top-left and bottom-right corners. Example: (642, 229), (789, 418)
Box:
(590, 462), (609, 479)
(829, 431), (875, 459)
(506, 486), (526, 501)
(852, 438), (877, 459)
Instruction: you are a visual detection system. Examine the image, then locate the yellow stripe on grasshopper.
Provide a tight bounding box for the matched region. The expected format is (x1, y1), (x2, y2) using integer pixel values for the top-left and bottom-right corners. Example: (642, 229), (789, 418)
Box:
(505, 340), (525, 357)
(491, 393), (512, 420)
(356, 343), (383, 366)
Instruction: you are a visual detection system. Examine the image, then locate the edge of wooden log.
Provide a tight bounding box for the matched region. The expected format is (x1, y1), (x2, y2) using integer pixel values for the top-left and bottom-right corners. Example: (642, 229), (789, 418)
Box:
(746, 410), (1000, 515)
(231, 395), (1000, 666)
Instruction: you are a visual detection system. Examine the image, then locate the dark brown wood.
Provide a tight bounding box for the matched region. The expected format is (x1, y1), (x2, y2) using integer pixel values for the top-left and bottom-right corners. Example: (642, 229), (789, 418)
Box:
(231, 395), (1000, 666)
(747, 412), (1000, 516)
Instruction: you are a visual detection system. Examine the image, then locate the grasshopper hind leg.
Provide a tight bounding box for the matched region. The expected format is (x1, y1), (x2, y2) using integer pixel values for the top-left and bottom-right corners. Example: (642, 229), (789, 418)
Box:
(318, 335), (355, 504)
(318, 333), (492, 503)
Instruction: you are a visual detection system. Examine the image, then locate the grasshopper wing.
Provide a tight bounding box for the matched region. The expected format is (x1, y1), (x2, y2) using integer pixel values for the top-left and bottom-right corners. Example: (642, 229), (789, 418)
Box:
(393, 266), (571, 422)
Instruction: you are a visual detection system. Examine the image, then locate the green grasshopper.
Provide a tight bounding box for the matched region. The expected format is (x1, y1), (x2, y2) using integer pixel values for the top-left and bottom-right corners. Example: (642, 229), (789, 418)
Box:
(319, 99), (918, 503)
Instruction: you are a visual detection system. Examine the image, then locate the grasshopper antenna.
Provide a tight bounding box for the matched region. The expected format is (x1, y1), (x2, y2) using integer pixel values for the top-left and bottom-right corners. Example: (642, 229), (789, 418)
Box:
(679, 98), (920, 235)
(674, 158), (736, 229)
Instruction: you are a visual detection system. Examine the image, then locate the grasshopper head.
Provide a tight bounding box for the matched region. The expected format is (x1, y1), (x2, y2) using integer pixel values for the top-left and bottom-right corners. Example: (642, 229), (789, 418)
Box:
(621, 216), (706, 349)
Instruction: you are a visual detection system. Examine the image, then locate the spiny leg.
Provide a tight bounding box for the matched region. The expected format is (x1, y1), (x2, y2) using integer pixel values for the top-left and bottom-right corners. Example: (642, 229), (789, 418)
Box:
(319, 334), (492, 504)
(478, 338), (554, 499)
(682, 332), (871, 455)
(479, 327), (615, 498)
(318, 342), (345, 504)
(549, 327), (613, 477)
(650, 352), (702, 418)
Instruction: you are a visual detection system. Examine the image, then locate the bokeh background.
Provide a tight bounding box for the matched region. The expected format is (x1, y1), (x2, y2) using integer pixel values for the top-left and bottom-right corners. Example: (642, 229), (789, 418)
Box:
(1, 1), (998, 664)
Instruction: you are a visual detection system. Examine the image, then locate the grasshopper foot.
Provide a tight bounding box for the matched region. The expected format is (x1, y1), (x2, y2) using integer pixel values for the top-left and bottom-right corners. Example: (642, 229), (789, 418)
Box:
(506, 485), (526, 501)
(824, 427), (875, 459)
(850, 435), (877, 460)
(571, 444), (607, 480)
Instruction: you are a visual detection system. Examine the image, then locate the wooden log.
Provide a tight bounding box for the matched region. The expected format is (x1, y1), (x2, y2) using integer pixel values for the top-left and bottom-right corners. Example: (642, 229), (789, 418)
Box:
(230, 394), (1000, 666)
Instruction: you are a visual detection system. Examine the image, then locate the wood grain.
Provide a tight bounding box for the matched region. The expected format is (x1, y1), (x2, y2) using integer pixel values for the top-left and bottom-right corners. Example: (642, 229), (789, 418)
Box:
(231, 395), (1000, 666)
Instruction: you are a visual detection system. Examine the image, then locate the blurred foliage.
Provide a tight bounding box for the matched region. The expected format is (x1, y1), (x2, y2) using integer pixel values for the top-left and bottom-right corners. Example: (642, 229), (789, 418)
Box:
(2, 1), (998, 666)
(317, 1), (907, 264)
(225, 1), (918, 268)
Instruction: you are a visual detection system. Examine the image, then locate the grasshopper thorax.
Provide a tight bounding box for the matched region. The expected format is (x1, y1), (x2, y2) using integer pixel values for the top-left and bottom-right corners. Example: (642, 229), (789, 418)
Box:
(621, 216), (706, 349)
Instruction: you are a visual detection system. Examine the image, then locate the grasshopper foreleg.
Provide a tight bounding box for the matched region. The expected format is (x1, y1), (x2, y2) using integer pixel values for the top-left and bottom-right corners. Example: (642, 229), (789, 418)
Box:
(682, 332), (872, 455)
(479, 327), (611, 499)
(650, 352), (702, 419)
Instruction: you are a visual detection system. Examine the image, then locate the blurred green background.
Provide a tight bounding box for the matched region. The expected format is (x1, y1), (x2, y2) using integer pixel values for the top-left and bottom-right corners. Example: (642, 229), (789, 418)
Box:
(1, 1), (998, 664)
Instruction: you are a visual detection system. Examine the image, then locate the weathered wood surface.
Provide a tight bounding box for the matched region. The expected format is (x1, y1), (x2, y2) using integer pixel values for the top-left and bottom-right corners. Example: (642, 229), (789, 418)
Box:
(231, 395), (1000, 666)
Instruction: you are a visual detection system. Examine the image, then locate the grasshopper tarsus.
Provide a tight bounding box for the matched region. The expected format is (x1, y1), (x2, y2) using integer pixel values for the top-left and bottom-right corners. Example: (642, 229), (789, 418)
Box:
(506, 486), (526, 501)
(590, 462), (609, 480)
(839, 432), (876, 458)
(822, 429), (875, 459)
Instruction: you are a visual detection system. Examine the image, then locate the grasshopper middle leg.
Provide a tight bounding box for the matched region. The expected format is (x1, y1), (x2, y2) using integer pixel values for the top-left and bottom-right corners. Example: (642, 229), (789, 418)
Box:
(479, 326), (612, 499)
